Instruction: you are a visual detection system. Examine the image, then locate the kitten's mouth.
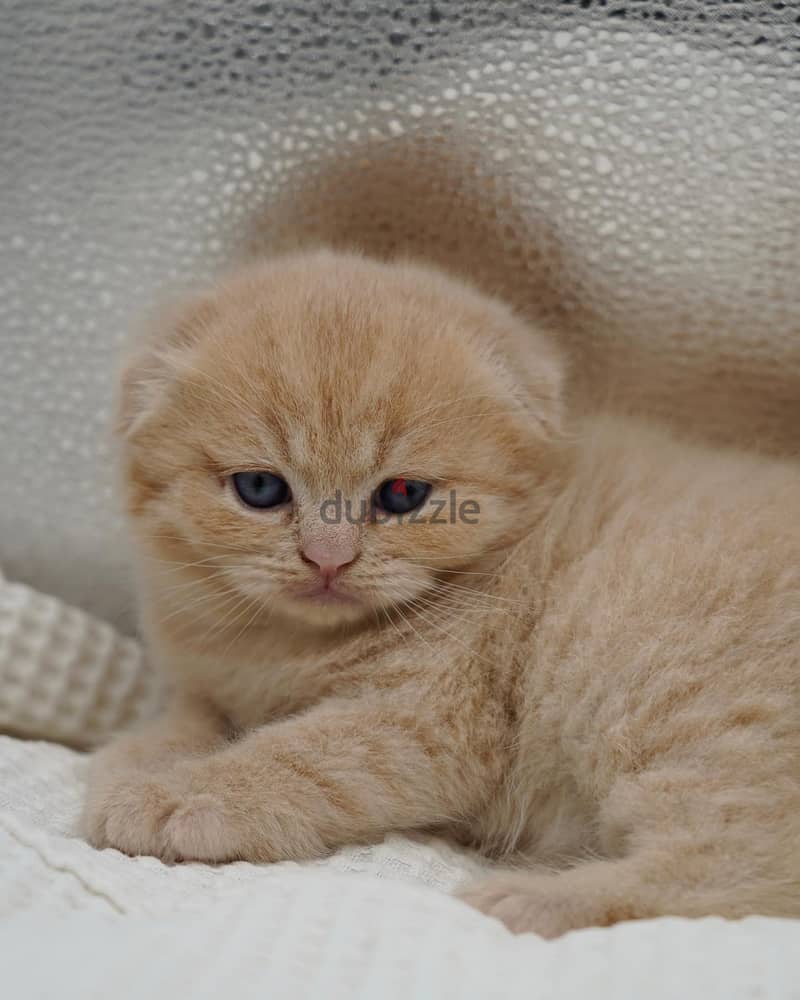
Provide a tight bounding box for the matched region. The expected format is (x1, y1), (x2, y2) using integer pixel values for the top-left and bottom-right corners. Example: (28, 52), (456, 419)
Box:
(294, 583), (360, 607)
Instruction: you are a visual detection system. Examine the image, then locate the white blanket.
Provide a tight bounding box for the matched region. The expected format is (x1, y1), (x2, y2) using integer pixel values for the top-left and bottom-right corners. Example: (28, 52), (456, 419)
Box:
(2, 568), (799, 998)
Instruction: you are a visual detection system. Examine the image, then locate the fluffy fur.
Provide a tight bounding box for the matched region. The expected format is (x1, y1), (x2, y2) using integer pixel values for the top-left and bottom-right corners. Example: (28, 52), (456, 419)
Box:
(84, 249), (800, 938)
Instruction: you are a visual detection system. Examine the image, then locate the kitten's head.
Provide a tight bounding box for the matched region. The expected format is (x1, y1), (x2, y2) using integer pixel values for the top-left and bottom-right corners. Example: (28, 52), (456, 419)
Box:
(119, 251), (566, 631)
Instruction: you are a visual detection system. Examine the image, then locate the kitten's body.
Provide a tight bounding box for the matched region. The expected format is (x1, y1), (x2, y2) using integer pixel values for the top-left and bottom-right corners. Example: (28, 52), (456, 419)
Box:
(85, 251), (800, 937)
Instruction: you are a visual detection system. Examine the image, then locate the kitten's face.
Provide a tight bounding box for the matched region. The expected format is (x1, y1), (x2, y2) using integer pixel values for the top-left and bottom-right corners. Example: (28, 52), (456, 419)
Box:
(120, 252), (564, 630)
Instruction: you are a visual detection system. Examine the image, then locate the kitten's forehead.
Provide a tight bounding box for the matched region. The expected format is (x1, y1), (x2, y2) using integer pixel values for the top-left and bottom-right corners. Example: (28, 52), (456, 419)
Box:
(184, 254), (522, 488)
(285, 421), (383, 492)
(201, 326), (469, 494)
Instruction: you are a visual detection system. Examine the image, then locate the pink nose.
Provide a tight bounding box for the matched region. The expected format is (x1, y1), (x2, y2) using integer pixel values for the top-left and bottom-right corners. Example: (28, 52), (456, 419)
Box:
(300, 539), (357, 581)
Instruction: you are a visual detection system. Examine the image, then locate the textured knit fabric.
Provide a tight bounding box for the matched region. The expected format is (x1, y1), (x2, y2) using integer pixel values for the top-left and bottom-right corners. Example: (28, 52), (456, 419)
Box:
(2, 731), (800, 1000)
(0, 569), (160, 749)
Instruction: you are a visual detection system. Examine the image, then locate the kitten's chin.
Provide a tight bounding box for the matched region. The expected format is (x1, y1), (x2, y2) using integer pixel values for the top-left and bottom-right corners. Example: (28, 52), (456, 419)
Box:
(276, 583), (428, 630)
(275, 592), (374, 629)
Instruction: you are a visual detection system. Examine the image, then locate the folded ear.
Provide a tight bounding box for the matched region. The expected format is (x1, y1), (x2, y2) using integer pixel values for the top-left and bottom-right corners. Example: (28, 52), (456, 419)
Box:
(514, 328), (567, 442)
(481, 304), (567, 443)
(116, 296), (219, 440)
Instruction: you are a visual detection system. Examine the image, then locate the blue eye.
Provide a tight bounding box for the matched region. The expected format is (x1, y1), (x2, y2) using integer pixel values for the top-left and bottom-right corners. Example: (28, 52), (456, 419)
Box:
(231, 471), (290, 509)
(375, 478), (431, 515)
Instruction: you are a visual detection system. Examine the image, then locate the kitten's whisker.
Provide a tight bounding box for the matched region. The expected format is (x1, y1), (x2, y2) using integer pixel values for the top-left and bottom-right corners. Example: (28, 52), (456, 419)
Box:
(156, 568), (242, 597)
(419, 593), (518, 620)
(426, 590), (522, 617)
(217, 592), (272, 661)
(170, 599), (249, 641)
(148, 532), (264, 553)
(149, 534), (264, 555)
(161, 588), (251, 638)
(413, 566), (503, 577)
(406, 591), (494, 621)
(148, 535), (303, 577)
(406, 585), (491, 613)
(406, 589), (506, 629)
(144, 552), (229, 566)
(430, 579), (530, 609)
(159, 584), (240, 621)
(159, 581), (243, 625)
(145, 554), (234, 577)
(405, 551), (504, 562)
(404, 599), (494, 667)
(415, 578), (521, 615)
(189, 588), (262, 649)
(380, 603), (411, 650)
(385, 598), (443, 664)
(429, 598), (516, 616)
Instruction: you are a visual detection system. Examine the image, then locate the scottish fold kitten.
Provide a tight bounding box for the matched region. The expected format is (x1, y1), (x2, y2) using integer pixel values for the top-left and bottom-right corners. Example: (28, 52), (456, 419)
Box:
(84, 250), (800, 937)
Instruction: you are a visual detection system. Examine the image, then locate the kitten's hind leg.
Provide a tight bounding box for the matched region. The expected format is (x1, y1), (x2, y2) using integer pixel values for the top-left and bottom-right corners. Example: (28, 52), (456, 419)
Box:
(459, 773), (800, 937)
(458, 856), (660, 938)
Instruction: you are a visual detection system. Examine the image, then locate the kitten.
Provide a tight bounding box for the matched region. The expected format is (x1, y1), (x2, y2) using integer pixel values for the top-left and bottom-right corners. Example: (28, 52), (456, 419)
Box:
(84, 249), (800, 938)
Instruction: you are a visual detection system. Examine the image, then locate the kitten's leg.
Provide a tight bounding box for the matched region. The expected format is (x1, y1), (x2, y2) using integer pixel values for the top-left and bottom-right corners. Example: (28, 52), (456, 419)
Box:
(83, 697), (229, 851)
(459, 772), (800, 937)
(458, 857), (659, 937)
(96, 693), (496, 862)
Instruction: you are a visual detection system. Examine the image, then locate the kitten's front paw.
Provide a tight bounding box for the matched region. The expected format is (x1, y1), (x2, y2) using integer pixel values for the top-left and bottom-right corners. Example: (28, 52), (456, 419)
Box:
(85, 769), (240, 862)
(83, 773), (181, 859)
(457, 874), (586, 939)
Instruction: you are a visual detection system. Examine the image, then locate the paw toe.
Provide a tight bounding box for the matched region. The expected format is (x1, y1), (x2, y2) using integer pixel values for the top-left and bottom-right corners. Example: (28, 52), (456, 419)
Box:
(163, 793), (232, 862)
(457, 876), (575, 938)
(102, 779), (179, 857)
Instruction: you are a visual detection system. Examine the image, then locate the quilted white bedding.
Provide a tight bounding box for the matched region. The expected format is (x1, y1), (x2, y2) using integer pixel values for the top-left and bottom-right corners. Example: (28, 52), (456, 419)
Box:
(2, 567), (800, 999)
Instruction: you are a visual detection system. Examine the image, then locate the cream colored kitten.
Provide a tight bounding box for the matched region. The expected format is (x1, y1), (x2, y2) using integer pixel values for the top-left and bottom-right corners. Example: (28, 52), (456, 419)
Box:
(84, 249), (800, 938)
